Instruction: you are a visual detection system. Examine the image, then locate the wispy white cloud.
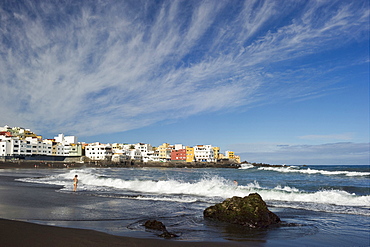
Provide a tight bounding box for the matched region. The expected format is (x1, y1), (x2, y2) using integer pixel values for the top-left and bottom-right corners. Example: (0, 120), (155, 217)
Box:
(229, 142), (370, 165)
(298, 133), (355, 141)
(0, 0), (368, 136)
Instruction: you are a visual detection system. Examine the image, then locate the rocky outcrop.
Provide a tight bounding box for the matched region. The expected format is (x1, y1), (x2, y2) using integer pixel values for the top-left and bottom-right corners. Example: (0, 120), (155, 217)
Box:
(203, 193), (280, 228)
(144, 220), (179, 239)
(144, 220), (166, 231)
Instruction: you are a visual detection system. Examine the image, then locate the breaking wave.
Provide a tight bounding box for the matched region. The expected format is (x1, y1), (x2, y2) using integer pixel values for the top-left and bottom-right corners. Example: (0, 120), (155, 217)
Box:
(17, 168), (370, 215)
(258, 166), (370, 177)
(238, 164), (254, 169)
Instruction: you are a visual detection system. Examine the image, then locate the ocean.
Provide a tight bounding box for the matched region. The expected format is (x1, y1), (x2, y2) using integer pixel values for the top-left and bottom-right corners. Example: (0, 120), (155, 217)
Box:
(1, 165), (369, 246)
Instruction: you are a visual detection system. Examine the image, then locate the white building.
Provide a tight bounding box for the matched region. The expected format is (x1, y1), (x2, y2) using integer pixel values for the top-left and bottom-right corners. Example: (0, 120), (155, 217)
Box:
(134, 143), (153, 153)
(85, 143), (112, 161)
(127, 149), (142, 160)
(54, 134), (77, 145)
(174, 144), (185, 150)
(142, 150), (161, 162)
(134, 143), (155, 162)
(112, 149), (129, 163)
(194, 145), (215, 162)
(0, 138), (23, 157)
(0, 136), (52, 157)
(26, 137), (53, 156)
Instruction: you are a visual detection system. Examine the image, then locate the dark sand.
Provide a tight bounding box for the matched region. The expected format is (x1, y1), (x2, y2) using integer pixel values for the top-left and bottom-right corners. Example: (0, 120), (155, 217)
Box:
(0, 168), (251, 247)
(0, 218), (247, 247)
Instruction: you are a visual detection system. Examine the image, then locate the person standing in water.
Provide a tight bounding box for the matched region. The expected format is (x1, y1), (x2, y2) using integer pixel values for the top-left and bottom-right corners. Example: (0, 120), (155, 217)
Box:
(73, 175), (78, 192)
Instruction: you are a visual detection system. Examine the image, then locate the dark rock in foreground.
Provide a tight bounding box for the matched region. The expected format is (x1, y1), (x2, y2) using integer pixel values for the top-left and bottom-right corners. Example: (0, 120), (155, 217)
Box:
(144, 220), (179, 239)
(203, 193), (280, 228)
(144, 220), (166, 231)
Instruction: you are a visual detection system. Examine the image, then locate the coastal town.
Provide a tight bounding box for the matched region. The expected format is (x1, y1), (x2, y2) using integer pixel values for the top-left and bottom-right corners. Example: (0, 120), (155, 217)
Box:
(0, 125), (241, 165)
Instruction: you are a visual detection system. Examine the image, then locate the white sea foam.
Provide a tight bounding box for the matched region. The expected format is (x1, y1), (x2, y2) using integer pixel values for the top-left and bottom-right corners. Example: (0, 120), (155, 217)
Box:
(258, 189), (370, 207)
(238, 164), (254, 169)
(134, 195), (198, 203)
(17, 168), (370, 214)
(269, 201), (370, 216)
(258, 166), (370, 177)
(273, 185), (300, 192)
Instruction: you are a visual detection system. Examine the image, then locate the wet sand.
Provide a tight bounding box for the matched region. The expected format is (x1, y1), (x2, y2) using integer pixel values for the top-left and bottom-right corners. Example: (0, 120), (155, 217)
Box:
(0, 171), (249, 247)
(0, 218), (247, 247)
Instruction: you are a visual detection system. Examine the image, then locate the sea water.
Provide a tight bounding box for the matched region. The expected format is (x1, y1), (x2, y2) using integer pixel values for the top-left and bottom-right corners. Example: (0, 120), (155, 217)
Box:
(3, 165), (370, 246)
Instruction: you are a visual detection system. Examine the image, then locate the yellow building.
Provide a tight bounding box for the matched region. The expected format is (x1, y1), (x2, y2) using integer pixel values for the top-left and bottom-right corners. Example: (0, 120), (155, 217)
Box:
(158, 143), (171, 159)
(224, 151), (240, 163)
(213, 147), (220, 160)
(186, 146), (195, 162)
(225, 151), (235, 159)
(24, 130), (38, 138)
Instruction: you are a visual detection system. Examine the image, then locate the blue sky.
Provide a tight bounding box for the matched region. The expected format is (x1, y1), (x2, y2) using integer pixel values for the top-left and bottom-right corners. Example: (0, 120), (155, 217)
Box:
(0, 0), (369, 165)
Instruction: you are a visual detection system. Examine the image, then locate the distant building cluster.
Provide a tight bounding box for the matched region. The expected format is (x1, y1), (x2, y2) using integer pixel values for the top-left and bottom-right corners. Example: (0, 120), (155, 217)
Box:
(0, 125), (240, 163)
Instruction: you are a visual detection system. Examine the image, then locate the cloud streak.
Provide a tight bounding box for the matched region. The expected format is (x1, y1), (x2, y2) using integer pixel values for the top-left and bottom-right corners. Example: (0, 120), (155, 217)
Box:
(230, 142), (370, 165)
(298, 133), (355, 141)
(0, 0), (368, 136)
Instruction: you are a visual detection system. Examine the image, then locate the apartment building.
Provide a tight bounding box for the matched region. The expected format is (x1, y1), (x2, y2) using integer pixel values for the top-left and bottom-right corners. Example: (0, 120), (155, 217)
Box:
(225, 151), (235, 159)
(171, 149), (187, 161)
(213, 147), (220, 160)
(157, 143), (172, 161)
(0, 136), (53, 157)
(54, 133), (78, 145)
(186, 146), (195, 162)
(134, 143), (153, 153)
(174, 144), (185, 150)
(85, 142), (112, 161)
(194, 145), (215, 162)
(112, 149), (130, 163)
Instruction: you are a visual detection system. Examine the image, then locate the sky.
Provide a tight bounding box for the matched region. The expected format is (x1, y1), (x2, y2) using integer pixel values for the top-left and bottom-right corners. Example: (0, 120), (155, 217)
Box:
(0, 0), (369, 165)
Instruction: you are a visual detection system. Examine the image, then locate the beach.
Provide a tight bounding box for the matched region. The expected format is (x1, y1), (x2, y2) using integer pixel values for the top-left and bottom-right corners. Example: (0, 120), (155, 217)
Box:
(0, 219), (248, 247)
(0, 170), (247, 247)
(0, 165), (368, 246)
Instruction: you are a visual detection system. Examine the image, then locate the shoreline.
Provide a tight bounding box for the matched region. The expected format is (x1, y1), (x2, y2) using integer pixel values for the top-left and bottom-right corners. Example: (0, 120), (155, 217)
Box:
(0, 160), (285, 170)
(1, 164), (368, 246)
(0, 218), (247, 247)
(0, 170), (254, 247)
(0, 160), (241, 169)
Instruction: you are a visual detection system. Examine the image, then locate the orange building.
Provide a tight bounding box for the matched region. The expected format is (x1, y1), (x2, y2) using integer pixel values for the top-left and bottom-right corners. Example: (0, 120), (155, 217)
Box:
(171, 149), (187, 161)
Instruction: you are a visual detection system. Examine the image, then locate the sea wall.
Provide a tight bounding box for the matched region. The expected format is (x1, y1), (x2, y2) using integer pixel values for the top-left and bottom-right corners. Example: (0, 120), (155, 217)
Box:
(0, 159), (241, 169)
